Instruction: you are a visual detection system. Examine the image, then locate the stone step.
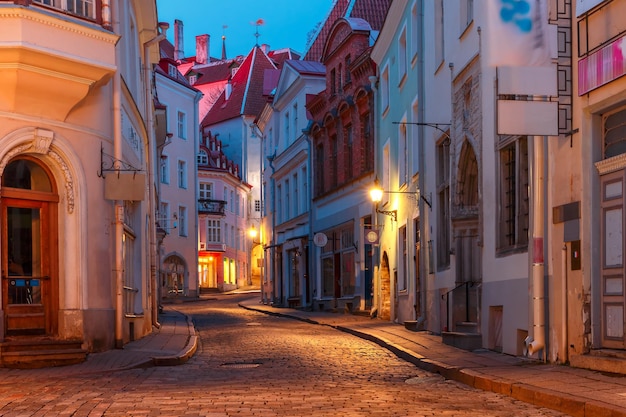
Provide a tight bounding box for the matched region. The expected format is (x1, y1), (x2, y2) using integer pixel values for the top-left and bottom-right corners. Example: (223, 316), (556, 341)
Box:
(442, 331), (483, 352)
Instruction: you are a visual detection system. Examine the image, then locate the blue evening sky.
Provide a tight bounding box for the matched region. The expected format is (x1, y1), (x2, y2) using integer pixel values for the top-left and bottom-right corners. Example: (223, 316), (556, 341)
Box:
(156, 0), (335, 59)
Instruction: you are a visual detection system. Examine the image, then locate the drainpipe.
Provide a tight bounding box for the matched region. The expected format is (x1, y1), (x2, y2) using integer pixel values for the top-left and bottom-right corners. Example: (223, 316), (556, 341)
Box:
(144, 22), (169, 328)
(526, 135), (545, 358)
(368, 74), (380, 317)
(416, 0), (426, 326)
(303, 127), (314, 310)
(111, 0), (124, 349)
(561, 243), (568, 363)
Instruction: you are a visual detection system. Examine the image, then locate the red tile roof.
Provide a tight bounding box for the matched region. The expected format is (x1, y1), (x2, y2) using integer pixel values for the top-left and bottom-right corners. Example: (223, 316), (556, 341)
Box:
(304, 0), (391, 62)
(201, 46), (278, 126)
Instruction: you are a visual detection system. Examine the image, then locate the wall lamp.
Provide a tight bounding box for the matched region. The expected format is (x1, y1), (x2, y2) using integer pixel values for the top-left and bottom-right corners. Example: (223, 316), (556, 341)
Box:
(249, 225), (261, 245)
(370, 178), (432, 222)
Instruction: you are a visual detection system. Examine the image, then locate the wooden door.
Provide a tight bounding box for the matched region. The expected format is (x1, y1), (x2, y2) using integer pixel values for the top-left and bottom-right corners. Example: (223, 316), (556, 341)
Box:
(2, 198), (56, 336)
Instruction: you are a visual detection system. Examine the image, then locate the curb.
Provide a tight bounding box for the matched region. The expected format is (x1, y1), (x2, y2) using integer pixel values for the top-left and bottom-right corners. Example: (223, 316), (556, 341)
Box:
(240, 303), (626, 417)
(153, 312), (199, 366)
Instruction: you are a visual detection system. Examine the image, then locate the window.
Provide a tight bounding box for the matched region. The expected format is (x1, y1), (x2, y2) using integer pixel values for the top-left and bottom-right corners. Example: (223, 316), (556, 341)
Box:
(435, 0), (444, 66)
(293, 103), (298, 136)
(177, 111), (186, 139)
(285, 112), (290, 144)
(293, 173), (299, 216)
(398, 226), (407, 291)
(34, 0), (95, 19)
(178, 206), (187, 237)
(197, 150), (208, 165)
(277, 184), (282, 223)
(207, 219), (221, 243)
(381, 65), (390, 114)
(498, 136), (529, 250)
(230, 190), (234, 212)
(345, 55), (351, 83)
(437, 138), (450, 269)
(177, 160), (187, 189)
(460, 0), (473, 33)
(338, 63), (343, 88)
(331, 135), (338, 188)
(285, 179), (290, 220)
(411, 99), (419, 175)
(199, 182), (213, 199)
(189, 74), (197, 85)
(382, 141), (391, 206)
(302, 167), (308, 211)
(410, 2), (418, 61)
(315, 144), (324, 196)
(160, 156), (169, 184)
(398, 27), (408, 85)
(160, 202), (169, 229)
(255, 199), (261, 212)
(235, 192), (240, 216)
(345, 125), (353, 180)
(168, 64), (178, 78)
(363, 113), (374, 172)
(399, 120), (408, 187)
(330, 68), (336, 95)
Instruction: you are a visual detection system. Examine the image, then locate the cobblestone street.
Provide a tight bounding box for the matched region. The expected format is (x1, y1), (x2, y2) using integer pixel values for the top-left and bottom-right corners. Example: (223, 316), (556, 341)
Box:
(0, 294), (569, 416)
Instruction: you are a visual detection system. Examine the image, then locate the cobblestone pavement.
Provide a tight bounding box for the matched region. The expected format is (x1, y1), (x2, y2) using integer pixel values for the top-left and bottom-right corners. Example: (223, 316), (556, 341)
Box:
(0, 295), (569, 417)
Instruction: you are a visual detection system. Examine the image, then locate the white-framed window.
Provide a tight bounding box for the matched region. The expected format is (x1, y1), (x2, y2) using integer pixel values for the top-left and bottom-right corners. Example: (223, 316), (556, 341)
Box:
(277, 184), (282, 223)
(177, 160), (187, 189)
(293, 172), (299, 216)
(398, 26), (408, 86)
(410, 1), (418, 62)
(197, 150), (208, 165)
(437, 137), (450, 269)
(168, 64), (178, 78)
(160, 156), (169, 184)
(398, 225), (407, 291)
(293, 102), (298, 137)
(460, 0), (473, 33)
(411, 98), (419, 175)
(285, 179), (290, 220)
(497, 136), (529, 251)
(398, 119), (408, 187)
(160, 202), (169, 229)
(199, 182), (213, 199)
(302, 167), (308, 212)
(34, 0), (95, 19)
(178, 206), (187, 237)
(189, 74), (197, 85)
(177, 111), (187, 139)
(381, 65), (390, 115)
(285, 112), (290, 144)
(435, 0), (444, 67)
(207, 219), (221, 243)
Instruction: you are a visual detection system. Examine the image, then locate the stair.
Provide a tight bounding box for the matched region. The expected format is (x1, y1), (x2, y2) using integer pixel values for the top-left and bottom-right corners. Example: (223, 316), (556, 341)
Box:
(442, 321), (482, 351)
(0, 338), (87, 369)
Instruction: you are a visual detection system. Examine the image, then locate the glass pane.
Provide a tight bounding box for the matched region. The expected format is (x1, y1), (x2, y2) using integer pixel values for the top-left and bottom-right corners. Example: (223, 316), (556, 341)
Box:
(605, 181), (623, 199)
(606, 304), (624, 338)
(605, 276), (624, 295)
(7, 207), (42, 305)
(605, 208), (623, 267)
(2, 160), (52, 192)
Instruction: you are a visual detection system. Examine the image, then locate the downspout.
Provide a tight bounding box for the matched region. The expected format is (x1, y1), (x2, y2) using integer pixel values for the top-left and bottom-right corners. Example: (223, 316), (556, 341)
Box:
(368, 74), (380, 318)
(144, 22), (169, 328)
(193, 91), (202, 296)
(112, 0), (124, 349)
(561, 243), (568, 363)
(526, 135), (546, 358)
(267, 154), (276, 304)
(304, 126), (314, 310)
(416, 0), (426, 326)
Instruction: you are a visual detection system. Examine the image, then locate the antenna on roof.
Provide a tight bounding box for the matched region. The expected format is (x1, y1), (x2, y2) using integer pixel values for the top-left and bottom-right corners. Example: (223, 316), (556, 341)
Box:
(222, 25), (228, 60)
(252, 18), (264, 47)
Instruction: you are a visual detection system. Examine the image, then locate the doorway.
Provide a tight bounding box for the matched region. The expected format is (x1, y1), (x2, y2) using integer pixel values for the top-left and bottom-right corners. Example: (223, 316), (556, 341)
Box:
(1, 158), (58, 336)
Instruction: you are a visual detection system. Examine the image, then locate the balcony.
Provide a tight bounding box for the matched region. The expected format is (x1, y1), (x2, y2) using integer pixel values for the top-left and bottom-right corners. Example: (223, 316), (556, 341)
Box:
(198, 199), (226, 215)
(0, 2), (118, 120)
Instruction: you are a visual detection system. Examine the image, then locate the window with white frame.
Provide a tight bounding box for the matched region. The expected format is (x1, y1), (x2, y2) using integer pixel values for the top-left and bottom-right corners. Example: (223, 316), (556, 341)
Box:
(398, 225), (407, 291)
(178, 206), (187, 237)
(293, 172), (299, 216)
(437, 138), (450, 269)
(398, 26), (408, 85)
(160, 155), (169, 184)
(284, 112), (290, 144)
(410, 1), (418, 62)
(255, 199), (261, 212)
(160, 202), (169, 229)
(435, 0), (444, 67)
(34, 0), (95, 19)
(277, 184), (282, 223)
(197, 150), (208, 166)
(381, 65), (390, 115)
(398, 120), (408, 187)
(293, 103), (298, 136)
(177, 111), (186, 139)
(460, 0), (473, 33)
(177, 160), (187, 189)
(285, 179), (290, 220)
(497, 136), (529, 251)
(302, 167), (308, 211)
(411, 99), (419, 175)
(199, 182), (213, 199)
(168, 64), (178, 78)
(207, 219), (221, 243)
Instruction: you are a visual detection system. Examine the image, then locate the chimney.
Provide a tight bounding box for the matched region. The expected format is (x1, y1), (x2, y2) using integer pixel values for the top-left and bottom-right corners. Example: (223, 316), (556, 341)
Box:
(196, 34), (209, 65)
(260, 43), (270, 54)
(174, 19), (184, 61)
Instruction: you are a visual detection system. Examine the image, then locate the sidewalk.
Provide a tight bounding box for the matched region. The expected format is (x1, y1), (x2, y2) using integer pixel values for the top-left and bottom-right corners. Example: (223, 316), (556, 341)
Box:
(238, 297), (626, 417)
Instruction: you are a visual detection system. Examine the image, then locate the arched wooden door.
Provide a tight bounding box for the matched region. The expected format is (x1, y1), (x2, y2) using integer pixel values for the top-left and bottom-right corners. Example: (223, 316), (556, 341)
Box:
(1, 158), (58, 336)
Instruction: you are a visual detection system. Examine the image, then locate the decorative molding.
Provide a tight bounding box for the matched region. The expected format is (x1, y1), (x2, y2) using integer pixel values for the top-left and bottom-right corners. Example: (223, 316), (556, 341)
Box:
(595, 154), (626, 176)
(48, 150), (75, 214)
(32, 128), (54, 154)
